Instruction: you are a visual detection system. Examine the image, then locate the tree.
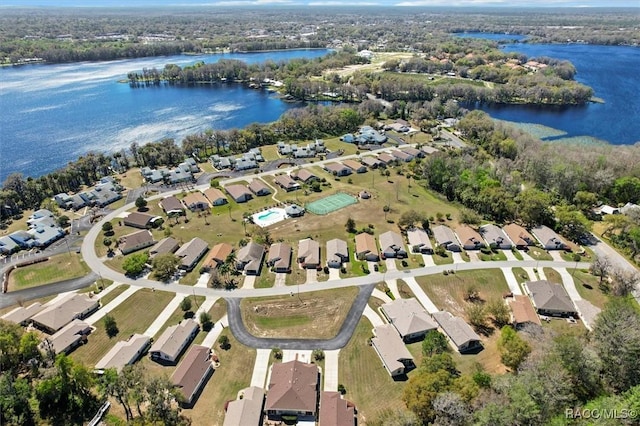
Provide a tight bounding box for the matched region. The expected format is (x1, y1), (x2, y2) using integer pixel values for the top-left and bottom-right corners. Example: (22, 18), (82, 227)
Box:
(497, 326), (531, 371)
(104, 314), (118, 338)
(122, 252), (149, 276)
(135, 196), (147, 211)
(432, 392), (471, 426)
(345, 217), (356, 233)
(145, 376), (188, 425)
(487, 298), (511, 328)
(152, 253), (180, 282)
(555, 204), (591, 242)
(102, 221), (114, 235)
(610, 268), (639, 297)
(0, 373), (34, 426)
(464, 284), (480, 302)
(573, 190), (598, 212)
(403, 368), (455, 422)
(199, 312), (213, 331)
(590, 255), (612, 288)
(515, 188), (553, 227)
(99, 368), (133, 421)
(398, 210), (424, 230)
(272, 347), (283, 360)
(312, 349), (325, 362)
(218, 334), (230, 350)
(383, 204), (390, 221)
(103, 237), (113, 254)
(57, 215), (71, 228)
(422, 330), (450, 356)
(459, 208), (482, 226)
(337, 384), (347, 395)
(180, 297), (192, 313)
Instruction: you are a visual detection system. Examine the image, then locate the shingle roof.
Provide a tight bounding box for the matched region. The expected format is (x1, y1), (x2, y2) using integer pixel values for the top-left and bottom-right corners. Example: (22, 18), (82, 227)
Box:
(479, 224), (512, 248)
(171, 345), (212, 404)
(182, 192), (210, 209)
(298, 238), (320, 266)
(432, 225), (458, 246)
(203, 187), (227, 204)
(526, 280), (576, 314)
(371, 324), (414, 374)
(381, 298), (437, 337)
(265, 360), (318, 413)
(225, 184), (252, 201)
(223, 386), (265, 426)
(1, 303), (44, 325)
(124, 211), (156, 228)
(355, 233), (377, 256)
(326, 238), (348, 264)
(274, 174), (299, 189)
(31, 294), (98, 332)
(248, 180), (270, 195)
(47, 319), (91, 354)
(503, 223), (535, 247)
(150, 319), (199, 360)
(454, 225), (485, 249)
(379, 231), (405, 253)
(531, 225), (568, 250)
(268, 242), (292, 270)
(160, 196), (184, 213)
(118, 230), (155, 254)
(149, 237), (180, 258)
(407, 228), (433, 251)
(175, 237), (208, 269)
(237, 241), (264, 272)
(203, 243), (233, 269)
(319, 391), (355, 426)
(508, 295), (542, 326)
(295, 169), (317, 182)
(432, 311), (481, 349)
(95, 334), (151, 372)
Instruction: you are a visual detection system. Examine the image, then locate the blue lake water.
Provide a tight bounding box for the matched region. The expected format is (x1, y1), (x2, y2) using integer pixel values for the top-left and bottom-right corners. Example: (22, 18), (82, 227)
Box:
(0, 49), (330, 181)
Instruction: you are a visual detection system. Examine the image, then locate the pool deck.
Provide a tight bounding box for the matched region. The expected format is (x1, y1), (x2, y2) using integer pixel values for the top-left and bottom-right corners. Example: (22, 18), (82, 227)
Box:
(252, 207), (288, 228)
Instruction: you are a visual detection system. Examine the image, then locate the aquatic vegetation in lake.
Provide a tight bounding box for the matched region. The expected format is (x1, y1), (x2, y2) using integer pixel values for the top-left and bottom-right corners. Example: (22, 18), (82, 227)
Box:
(495, 119), (567, 140)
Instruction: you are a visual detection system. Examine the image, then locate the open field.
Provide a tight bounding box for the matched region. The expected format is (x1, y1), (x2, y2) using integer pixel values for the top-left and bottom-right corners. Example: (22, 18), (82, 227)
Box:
(0, 209), (35, 235)
(570, 269), (609, 309)
(240, 287), (358, 339)
(8, 252), (90, 291)
(322, 51), (416, 78)
(70, 288), (174, 367)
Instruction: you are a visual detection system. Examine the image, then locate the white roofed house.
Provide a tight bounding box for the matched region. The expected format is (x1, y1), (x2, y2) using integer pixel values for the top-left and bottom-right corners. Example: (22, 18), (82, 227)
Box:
(174, 237), (208, 271)
(379, 231), (407, 259)
(326, 238), (348, 269)
(407, 228), (433, 254)
(381, 298), (438, 342)
(431, 311), (482, 353)
(298, 238), (321, 269)
(479, 224), (513, 250)
(531, 225), (569, 250)
(371, 324), (414, 377)
(150, 319), (200, 364)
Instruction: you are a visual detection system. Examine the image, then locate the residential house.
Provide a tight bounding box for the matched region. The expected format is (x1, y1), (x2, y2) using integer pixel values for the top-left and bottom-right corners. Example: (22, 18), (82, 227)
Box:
(181, 157), (200, 173)
(159, 196), (185, 216)
(27, 224), (65, 248)
(377, 153), (395, 165)
(149, 237), (180, 258)
(27, 209), (55, 227)
(141, 167), (165, 183)
(381, 298), (438, 342)
(342, 159), (367, 174)
(324, 163), (352, 177)
(360, 156), (384, 169)
(503, 223), (536, 249)
(274, 174), (301, 192)
(7, 231), (36, 250)
(407, 228), (433, 254)
(1, 303), (45, 326)
(124, 212), (158, 229)
(150, 319), (200, 364)
(621, 202), (640, 216)
(524, 280), (577, 317)
(319, 391), (356, 426)
(371, 324), (415, 377)
(285, 204), (305, 218)
(594, 205), (620, 216)
(248, 180), (271, 197)
(171, 345), (213, 407)
(182, 192), (211, 212)
(82, 182), (123, 207)
(210, 155), (233, 170)
(508, 295), (542, 329)
(265, 360), (319, 420)
(45, 319), (92, 355)
(294, 145), (316, 159)
(118, 230), (155, 255)
(455, 225), (485, 251)
(402, 147), (423, 158)
(379, 231), (407, 259)
(432, 311), (482, 353)
(94, 334), (151, 373)
(225, 185), (253, 203)
(531, 225), (569, 250)
(479, 224), (512, 250)
(267, 242), (292, 273)
(202, 243), (233, 270)
(356, 126), (387, 144)
(203, 187), (228, 206)
(298, 238), (321, 269)
(326, 238), (348, 269)
(175, 237), (208, 271)
(31, 293), (99, 334)
(236, 241), (265, 275)
(235, 156), (258, 171)
(432, 225), (461, 252)
(223, 386), (265, 426)
(391, 150), (413, 162)
(293, 169), (318, 183)
(340, 134), (355, 143)
(355, 233), (379, 261)
(421, 145), (439, 155)
(165, 167), (193, 185)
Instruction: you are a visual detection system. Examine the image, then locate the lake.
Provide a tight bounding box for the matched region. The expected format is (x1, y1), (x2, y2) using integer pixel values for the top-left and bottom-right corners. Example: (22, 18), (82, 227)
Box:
(0, 49), (330, 181)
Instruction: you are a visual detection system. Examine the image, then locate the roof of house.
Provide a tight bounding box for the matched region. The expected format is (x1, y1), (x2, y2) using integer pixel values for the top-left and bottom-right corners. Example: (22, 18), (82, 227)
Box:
(171, 345), (212, 403)
(47, 319), (91, 354)
(150, 319), (199, 360)
(274, 174), (299, 189)
(265, 360), (319, 413)
(382, 298), (437, 337)
(223, 386), (265, 426)
(531, 225), (568, 249)
(298, 238), (321, 265)
(526, 280), (575, 313)
(182, 192), (210, 208)
(379, 231), (405, 253)
(124, 211), (156, 228)
(479, 224), (511, 247)
(248, 180), (270, 194)
(268, 242), (292, 270)
(225, 184), (252, 200)
(237, 241), (265, 271)
(119, 230), (155, 253)
(360, 156), (383, 167)
(160, 196), (184, 213)
(95, 334), (151, 372)
(31, 294), (98, 332)
(319, 391), (355, 426)
(324, 163), (350, 173)
(431, 311), (481, 348)
(326, 238), (348, 263)
(175, 238), (208, 268)
(203, 243), (233, 269)
(455, 225), (484, 248)
(342, 159), (365, 171)
(432, 225), (458, 246)
(407, 228), (433, 250)
(509, 295), (542, 326)
(295, 169), (317, 182)
(402, 147), (421, 157)
(503, 223), (535, 247)
(203, 187), (227, 203)
(1, 302), (44, 324)
(391, 150), (413, 161)
(355, 233), (377, 256)
(372, 324), (414, 373)
(377, 153), (395, 164)
(149, 237), (180, 257)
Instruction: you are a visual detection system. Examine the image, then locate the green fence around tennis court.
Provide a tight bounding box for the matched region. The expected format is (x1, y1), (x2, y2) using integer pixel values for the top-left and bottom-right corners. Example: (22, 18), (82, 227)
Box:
(305, 192), (358, 215)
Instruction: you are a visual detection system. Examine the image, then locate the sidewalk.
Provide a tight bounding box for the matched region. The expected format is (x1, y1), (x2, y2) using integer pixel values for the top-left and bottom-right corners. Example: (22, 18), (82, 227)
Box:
(385, 279), (401, 300)
(371, 288), (393, 303)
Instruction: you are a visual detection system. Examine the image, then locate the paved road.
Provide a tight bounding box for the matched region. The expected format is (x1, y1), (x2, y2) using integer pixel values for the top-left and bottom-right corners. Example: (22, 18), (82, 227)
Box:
(0, 272), (98, 309)
(589, 236), (640, 301)
(224, 284), (375, 350)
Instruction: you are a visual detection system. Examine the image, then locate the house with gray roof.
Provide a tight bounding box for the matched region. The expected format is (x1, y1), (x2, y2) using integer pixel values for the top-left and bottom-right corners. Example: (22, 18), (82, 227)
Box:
(531, 225), (569, 250)
(326, 238), (348, 269)
(402, 147), (423, 158)
(431, 311), (482, 353)
(234, 156), (258, 171)
(324, 163), (352, 176)
(31, 293), (99, 334)
(432, 225), (461, 252)
(0, 235), (20, 254)
(172, 345), (213, 407)
(524, 280), (577, 317)
(223, 386), (265, 426)
(175, 237), (208, 271)
(225, 184), (253, 203)
(285, 204), (305, 217)
(124, 211), (158, 229)
(119, 230), (155, 255)
(248, 180), (271, 196)
(479, 224), (512, 250)
(371, 324), (414, 377)
(267, 242), (292, 273)
(236, 241), (265, 275)
(45, 319), (92, 355)
(407, 228), (433, 254)
(159, 196), (185, 216)
(274, 174), (301, 192)
(149, 237), (180, 258)
(265, 360), (319, 420)
(298, 238), (321, 269)
(360, 156), (384, 169)
(379, 231), (407, 259)
(381, 298), (438, 342)
(391, 150), (413, 162)
(377, 153), (395, 165)
(1, 303), (45, 326)
(150, 319), (200, 364)
(95, 334), (151, 373)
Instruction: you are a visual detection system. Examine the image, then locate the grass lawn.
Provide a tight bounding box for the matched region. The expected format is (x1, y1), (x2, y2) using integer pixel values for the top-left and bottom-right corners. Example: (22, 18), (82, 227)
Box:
(8, 252), (90, 291)
(240, 287), (358, 339)
(115, 167), (143, 190)
(260, 144), (281, 161)
(70, 288), (174, 367)
(543, 267), (562, 284)
(0, 209), (34, 235)
(527, 247), (553, 261)
(511, 248), (524, 261)
(254, 268), (274, 288)
(208, 298), (227, 323)
(511, 267), (530, 285)
(285, 267), (307, 287)
(323, 137), (360, 156)
(433, 252), (454, 265)
(452, 332), (506, 375)
(98, 284), (130, 306)
(183, 330), (256, 426)
(478, 250), (507, 262)
(397, 279), (415, 299)
(153, 295), (206, 339)
(570, 269), (609, 309)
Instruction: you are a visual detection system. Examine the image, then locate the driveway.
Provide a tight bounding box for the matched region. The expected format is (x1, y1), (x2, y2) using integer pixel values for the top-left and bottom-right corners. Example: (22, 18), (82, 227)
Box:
(274, 273), (287, 287)
(329, 268), (341, 280)
(503, 249), (517, 261)
(422, 254), (435, 267)
(402, 276), (439, 313)
(305, 269), (318, 284)
(225, 284), (375, 350)
(451, 252), (465, 264)
(385, 258), (397, 271)
(467, 251), (480, 262)
(201, 314), (228, 348)
(385, 278), (401, 299)
(324, 349), (340, 392)
(86, 285), (140, 325)
(549, 251), (565, 262)
(242, 275), (256, 289)
(554, 267), (601, 331)
(371, 288), (392, 303)
(250, 349), (271, 388)
(194, 272), (210, 288)
(501, 267), (523, 296)
(362, 304), (385, 327)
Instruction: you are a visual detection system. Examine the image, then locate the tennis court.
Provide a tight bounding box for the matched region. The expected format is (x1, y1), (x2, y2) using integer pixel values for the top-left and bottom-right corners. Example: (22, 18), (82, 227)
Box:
(305, 192), (358, 215)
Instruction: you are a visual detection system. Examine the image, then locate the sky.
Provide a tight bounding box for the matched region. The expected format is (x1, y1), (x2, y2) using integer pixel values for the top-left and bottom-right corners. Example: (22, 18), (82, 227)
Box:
(2, 0), (639, 7)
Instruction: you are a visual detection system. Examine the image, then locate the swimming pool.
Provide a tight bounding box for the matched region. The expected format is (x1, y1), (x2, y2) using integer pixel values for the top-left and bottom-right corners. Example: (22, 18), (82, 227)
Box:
(252, 208), (287, 228)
